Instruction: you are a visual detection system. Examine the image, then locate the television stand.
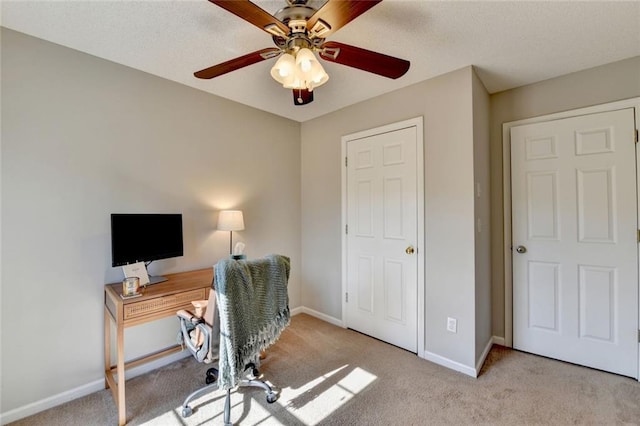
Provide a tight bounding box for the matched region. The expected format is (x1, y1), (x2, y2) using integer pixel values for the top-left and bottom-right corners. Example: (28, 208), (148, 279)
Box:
(148, 275), (168, 284)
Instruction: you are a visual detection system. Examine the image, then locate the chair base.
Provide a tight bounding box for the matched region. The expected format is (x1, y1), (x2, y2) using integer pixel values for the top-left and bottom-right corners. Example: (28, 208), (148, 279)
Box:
(180, 365), (278, 425)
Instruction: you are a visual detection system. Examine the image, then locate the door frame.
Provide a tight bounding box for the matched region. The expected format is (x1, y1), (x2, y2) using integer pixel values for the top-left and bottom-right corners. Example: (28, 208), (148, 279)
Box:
(502, 98), (640, 380)
(341, 116), (425, 358)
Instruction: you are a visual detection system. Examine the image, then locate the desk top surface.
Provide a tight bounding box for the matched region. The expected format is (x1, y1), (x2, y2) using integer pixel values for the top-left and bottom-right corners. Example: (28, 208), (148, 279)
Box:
(105, 268), (213, 304)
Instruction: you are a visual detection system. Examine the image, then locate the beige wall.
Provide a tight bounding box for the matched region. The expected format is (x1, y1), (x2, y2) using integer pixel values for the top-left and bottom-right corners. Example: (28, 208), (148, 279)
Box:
(302, 66), (490, 370)
(1, 28), (301, 413)
(472, 69), (492, 362)
(490, 56), (640, 339)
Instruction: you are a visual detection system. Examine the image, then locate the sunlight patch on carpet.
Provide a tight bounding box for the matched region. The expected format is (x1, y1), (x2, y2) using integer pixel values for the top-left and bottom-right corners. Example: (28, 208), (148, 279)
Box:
(136, 365), (377, 425)
(278, 365), (377, 425)
(141, 394), (282, 426)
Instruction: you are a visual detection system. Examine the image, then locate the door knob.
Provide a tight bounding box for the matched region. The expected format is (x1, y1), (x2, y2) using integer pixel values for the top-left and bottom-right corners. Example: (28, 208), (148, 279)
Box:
(516, 245), (527, 254)
(406, 246), (415, 255)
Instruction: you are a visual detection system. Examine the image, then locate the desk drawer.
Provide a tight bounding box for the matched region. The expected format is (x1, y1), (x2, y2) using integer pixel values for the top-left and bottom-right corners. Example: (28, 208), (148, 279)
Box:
(124, 289), (206, 320)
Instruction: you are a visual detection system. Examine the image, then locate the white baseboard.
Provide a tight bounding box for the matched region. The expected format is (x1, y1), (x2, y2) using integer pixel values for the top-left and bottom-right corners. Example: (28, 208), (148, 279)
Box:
(475, 337), (493, 375)
(289, 306), (305, 316)
(291, 306), (344, 327)
(423, 351), (477, 378)
(0, 350), (190, 425)
(423, 337), (497, 380)
(0, 378), (105, 425)
(492, 336), (506, 346)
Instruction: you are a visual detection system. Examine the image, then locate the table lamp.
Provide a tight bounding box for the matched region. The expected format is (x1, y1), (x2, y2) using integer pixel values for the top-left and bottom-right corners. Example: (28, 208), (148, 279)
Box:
(217, 210), (245, 255)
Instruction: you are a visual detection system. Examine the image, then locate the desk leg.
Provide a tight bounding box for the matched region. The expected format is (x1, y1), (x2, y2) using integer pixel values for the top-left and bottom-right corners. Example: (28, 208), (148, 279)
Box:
(117, 316), (126, 426)
(105, 307), (127, 425)
(104, 308), (110, 390)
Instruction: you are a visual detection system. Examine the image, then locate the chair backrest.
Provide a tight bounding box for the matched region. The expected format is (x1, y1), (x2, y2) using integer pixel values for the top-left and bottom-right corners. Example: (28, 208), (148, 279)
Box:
(214, 254), (291, 389)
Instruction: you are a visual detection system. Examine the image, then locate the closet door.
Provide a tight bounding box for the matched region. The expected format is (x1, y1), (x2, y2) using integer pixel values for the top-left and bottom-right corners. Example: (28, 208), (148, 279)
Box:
(345, 125), (418, 352)
(511, 108), (638, 378)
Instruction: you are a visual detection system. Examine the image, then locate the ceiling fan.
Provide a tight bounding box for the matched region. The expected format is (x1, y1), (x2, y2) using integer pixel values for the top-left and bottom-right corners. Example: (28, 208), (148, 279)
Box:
(194, 0), (410, 106)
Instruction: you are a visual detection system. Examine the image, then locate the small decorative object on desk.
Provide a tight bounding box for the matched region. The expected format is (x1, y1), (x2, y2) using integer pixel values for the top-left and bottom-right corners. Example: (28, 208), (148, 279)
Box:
(231, 242), (246, 260)
(122, 261), (150, 286)
(121, 276), (142, 299)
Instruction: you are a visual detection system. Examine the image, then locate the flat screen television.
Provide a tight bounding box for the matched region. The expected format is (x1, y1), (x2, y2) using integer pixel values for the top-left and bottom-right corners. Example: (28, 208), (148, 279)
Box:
(111, 213), (184, 283)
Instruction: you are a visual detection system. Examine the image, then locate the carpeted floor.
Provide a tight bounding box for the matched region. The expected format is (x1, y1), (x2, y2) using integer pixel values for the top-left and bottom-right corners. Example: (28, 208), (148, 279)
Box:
(9, 314), (640, 425)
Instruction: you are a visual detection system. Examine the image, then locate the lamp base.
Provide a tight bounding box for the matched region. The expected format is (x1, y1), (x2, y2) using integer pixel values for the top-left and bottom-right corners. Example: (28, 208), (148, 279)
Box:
(231, 254), (246, 260)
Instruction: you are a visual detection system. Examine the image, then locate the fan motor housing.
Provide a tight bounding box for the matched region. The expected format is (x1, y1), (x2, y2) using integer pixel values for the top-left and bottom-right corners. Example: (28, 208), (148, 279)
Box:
(274, 5), (316, 25)
(271, 4), (324, 51)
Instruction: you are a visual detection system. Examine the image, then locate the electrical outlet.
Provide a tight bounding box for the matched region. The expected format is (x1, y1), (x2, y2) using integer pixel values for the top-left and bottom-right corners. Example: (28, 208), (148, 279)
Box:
(447, 317), (457, 333)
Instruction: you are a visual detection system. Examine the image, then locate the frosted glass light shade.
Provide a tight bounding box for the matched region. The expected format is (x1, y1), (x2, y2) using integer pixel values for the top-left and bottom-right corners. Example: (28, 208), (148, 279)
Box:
(282, 73), (303, 89)
(218, 210), (245, 231)
(308, 60), (329, 89)
(270, 53), (295, 84)
(295, 48), (316, 72)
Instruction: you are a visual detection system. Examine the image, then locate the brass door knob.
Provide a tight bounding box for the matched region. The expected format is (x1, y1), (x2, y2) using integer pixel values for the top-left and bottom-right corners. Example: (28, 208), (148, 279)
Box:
(406, 246), (415, 255)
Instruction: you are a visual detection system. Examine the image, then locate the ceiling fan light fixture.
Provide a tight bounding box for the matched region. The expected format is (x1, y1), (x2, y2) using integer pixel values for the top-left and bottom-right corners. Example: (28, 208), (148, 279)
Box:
(271, 47), (328, 91)
(281, 56), (328, 91)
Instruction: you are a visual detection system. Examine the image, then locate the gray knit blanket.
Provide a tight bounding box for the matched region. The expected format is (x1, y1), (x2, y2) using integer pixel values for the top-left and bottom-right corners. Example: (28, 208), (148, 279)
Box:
(214, 254), (290, 390)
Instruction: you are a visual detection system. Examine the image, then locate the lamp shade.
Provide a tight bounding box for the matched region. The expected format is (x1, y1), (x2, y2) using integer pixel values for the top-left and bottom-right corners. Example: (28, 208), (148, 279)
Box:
(217, 210), (245, 231)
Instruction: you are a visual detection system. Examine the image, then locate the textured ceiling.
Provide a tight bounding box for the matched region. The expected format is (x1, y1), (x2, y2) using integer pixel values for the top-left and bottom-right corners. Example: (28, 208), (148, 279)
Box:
(2, 1), (640, 122)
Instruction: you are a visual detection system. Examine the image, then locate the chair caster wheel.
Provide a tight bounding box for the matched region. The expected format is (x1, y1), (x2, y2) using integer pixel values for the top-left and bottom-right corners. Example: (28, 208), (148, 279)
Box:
(206, 369), (218, 385)
(182, 406), (193, 417)
(266, 392), (277, 404)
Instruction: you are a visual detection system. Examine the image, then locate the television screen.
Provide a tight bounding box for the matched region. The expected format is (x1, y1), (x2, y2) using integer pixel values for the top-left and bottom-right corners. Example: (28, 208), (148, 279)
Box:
(111, 213), (184, 267)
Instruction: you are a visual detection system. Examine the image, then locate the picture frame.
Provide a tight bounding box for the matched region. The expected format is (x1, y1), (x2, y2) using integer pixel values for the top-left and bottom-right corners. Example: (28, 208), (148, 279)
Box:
(122, 261), (150, 285)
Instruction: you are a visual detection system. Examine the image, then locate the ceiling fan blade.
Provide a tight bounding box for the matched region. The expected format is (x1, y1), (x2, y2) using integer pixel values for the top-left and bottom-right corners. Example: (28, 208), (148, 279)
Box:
(209, 0), (289, 36)
(307, 0), (381, 38)
(292, 88), (314, 106)
(319, 41), (410, 79)
(194, 48), (281, 79)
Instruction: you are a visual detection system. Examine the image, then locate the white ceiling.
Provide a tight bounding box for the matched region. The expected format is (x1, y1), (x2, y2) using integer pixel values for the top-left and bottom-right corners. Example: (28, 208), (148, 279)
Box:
(2, 1), (639, 122)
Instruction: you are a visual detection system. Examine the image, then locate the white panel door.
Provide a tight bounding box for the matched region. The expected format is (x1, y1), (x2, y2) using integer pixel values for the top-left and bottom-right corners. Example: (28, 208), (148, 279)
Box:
(346, 127), (418, 352)
(511, 108), (638, 377)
